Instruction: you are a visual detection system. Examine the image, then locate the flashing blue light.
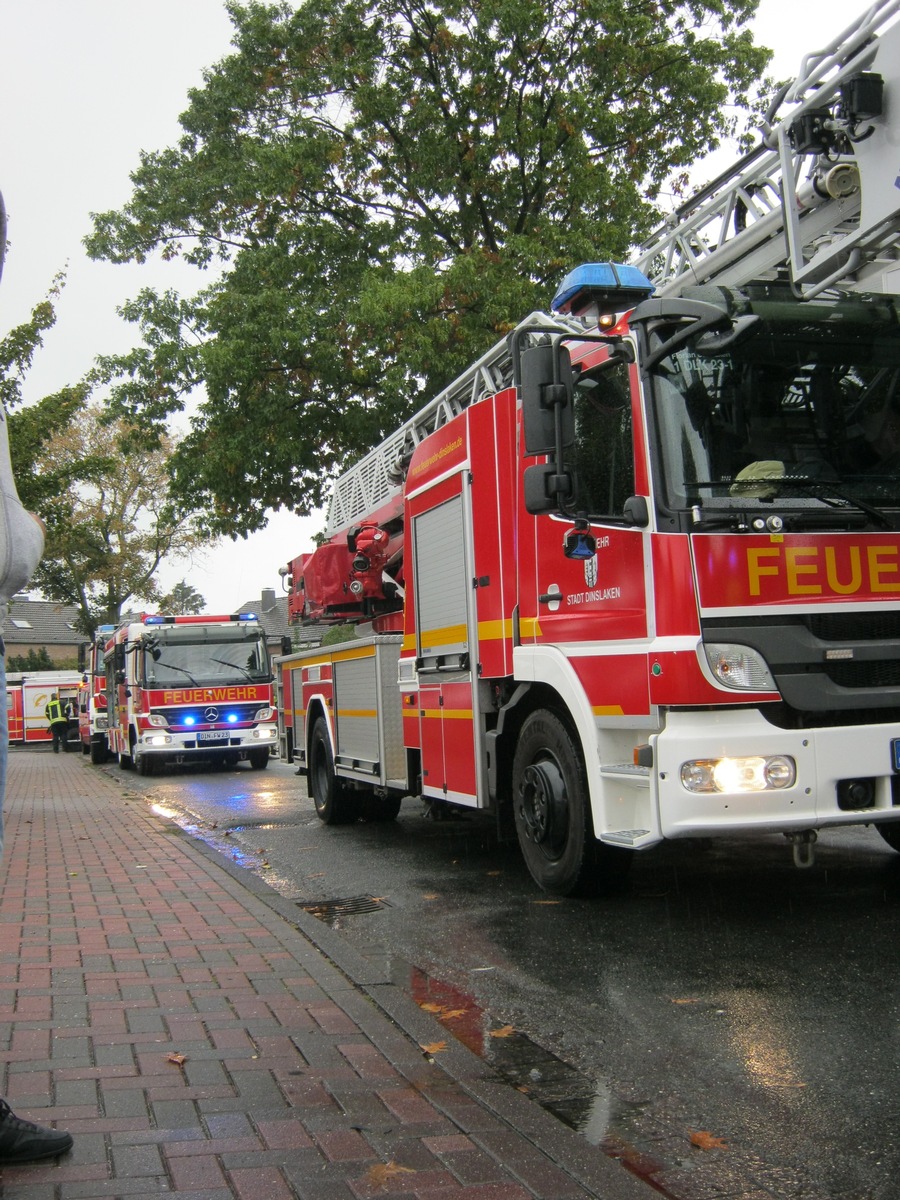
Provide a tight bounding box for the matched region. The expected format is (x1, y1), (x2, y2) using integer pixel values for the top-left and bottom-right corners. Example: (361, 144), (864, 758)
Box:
(183, 715), (196, 727)
(238, 612), (257, 621)
(551, 262), (655, 316)
(227, 713), (239, 724)
(144, 615), (166, 625)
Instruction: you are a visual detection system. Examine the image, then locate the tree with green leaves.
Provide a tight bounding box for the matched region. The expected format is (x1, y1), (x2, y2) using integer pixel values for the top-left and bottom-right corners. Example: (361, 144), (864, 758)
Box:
(87, 0), (770, 536)
(158, 579), (207, 614)
(21, 403), (208, 637)
(0, 276), (88, 510)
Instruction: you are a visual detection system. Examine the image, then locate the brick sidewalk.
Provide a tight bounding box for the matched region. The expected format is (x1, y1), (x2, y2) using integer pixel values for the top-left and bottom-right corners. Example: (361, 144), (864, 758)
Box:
(0, 750), (646, 1200)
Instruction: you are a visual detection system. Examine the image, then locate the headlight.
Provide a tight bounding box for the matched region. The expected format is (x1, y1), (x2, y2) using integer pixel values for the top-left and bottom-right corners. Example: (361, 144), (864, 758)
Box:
(704, 643), (776, 691)
(146, 713), (168, 727)
(255, 706), (274, 721)
(681, 755), (796, 793)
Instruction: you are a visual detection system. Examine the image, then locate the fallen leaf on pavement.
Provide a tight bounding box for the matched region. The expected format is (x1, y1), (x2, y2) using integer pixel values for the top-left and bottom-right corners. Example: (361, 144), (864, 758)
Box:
(490, 1025), (516, 1038)
(689, 1130), (728, 1150)
(366, 1162), (415, 1186)
(420, 1041), (447, 1055)
(166, 1053), (188, 1066)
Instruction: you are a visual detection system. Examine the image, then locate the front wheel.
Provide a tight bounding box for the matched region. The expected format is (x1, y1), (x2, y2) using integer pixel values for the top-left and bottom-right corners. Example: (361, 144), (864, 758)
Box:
(248, 747), (270, 770)
(512, 709), (631, 897)
(309, 718), (360, 824)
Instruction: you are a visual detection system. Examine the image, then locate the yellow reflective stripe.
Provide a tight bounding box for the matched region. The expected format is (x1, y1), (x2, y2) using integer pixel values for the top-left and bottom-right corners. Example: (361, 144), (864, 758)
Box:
(419, 623), (468, 649)
(293, 645), (378, 668)
(421, 709), (474, 719)
(593, 705), (625, 716)
(337, 709), (377, 719)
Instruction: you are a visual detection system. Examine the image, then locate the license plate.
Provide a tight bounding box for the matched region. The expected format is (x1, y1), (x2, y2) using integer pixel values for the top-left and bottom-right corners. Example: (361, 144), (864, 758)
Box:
(892, 739), (900, 772)
(198, 731), (228, 743)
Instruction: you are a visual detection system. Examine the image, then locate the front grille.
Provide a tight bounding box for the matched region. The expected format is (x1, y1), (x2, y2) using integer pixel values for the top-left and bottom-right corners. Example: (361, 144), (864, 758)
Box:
(826, 659), (900, 688)
(807, 611), (900, 642)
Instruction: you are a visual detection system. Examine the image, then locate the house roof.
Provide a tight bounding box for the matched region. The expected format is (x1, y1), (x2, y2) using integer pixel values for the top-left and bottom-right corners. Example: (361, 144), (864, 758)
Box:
(235, 590), (330, 648)
(1, 596), (83, 646)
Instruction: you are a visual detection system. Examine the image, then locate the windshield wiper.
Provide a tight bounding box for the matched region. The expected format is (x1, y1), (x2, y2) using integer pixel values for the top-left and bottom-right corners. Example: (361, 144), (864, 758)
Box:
(209, 657), (261, 681)
(151, 661), (199, 685)
(778, 478), (896, 530)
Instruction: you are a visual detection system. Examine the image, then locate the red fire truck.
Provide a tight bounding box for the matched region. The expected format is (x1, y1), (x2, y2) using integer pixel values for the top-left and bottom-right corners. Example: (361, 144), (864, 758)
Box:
(104, 613), (277, 775)
(6, 671), (83, 747)
(77, 624), (115, 762)
(277, 4), (900, 894)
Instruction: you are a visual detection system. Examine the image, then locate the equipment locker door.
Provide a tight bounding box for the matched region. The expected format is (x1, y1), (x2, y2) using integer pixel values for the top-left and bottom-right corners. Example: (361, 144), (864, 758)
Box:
(411, 480), (482, 806)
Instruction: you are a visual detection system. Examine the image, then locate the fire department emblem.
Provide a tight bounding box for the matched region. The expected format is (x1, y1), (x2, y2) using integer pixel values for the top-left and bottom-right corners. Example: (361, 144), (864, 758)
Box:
(204, 706), (219, 722)
(584, 555), (598, 588)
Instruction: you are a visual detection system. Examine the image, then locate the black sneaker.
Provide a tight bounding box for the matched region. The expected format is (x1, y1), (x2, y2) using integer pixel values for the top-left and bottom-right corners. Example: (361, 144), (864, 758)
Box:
(0, 1100), (73, 1163)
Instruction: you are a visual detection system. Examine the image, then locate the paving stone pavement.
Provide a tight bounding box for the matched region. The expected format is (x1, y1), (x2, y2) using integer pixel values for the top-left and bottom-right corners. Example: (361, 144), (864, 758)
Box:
(0, 750), (649, 1200)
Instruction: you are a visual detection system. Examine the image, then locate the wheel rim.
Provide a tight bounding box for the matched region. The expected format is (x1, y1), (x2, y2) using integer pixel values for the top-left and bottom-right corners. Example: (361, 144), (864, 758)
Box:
(518, 758), (569, 858)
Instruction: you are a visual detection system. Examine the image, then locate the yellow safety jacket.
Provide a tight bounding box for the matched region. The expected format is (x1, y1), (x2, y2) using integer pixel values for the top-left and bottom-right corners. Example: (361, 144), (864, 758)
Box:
(45, 699), (67, 727)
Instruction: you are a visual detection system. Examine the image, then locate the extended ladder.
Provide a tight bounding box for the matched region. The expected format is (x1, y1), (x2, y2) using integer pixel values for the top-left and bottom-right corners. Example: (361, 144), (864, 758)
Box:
(635, 0), (900, 297)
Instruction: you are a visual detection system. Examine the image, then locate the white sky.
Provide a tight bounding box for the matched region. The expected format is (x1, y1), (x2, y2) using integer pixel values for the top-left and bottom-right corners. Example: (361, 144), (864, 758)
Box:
(0, 0), (884, 612)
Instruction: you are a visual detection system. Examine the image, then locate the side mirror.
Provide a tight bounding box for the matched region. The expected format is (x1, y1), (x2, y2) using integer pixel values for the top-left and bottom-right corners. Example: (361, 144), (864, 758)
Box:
(281, 636), (293, 656)
(524, 463), (575, 515)
(521, 343), (575, 456)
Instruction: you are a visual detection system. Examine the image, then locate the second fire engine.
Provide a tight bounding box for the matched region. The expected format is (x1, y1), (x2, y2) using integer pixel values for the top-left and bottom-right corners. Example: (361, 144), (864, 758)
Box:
(104, 613), (277, 774)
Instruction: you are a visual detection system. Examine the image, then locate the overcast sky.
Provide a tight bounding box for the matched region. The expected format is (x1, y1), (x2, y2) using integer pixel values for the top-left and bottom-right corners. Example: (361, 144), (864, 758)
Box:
(0, 0), (885, 613)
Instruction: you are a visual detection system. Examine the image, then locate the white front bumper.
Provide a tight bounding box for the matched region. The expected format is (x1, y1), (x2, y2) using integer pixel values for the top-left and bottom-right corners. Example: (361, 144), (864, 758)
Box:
(655, 707), (900, 838)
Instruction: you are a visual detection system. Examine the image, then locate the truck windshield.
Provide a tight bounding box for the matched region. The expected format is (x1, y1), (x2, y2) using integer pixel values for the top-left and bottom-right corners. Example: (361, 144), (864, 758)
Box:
(140, 626), (271, 688)
(648, 294), (900, 523)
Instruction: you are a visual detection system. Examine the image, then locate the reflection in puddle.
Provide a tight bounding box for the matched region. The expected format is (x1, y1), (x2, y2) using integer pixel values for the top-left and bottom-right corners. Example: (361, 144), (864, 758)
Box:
(405, 965), (680, 1195)
(410, 967), (621, 1145)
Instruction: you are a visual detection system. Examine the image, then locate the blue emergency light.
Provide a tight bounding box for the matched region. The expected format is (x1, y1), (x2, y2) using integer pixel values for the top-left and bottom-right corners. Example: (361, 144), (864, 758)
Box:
(551, 262), (655, 316)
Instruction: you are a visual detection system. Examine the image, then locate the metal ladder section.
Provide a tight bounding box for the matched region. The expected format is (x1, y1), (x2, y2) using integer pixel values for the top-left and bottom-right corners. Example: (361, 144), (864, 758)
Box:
(633, 0), (900, 297)
(325, 309), (578, 534)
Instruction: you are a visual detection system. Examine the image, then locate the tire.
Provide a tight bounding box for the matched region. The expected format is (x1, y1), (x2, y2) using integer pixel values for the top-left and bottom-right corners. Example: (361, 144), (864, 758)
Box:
(511, 709), (632, 898)
(90, 737), (108, 765)
(248, 747), (270, 770)
(309, 718), (360, 824)
(361, 792), (402, 822)
(876, 823), (900, 852)
(136, 749), (155, 776)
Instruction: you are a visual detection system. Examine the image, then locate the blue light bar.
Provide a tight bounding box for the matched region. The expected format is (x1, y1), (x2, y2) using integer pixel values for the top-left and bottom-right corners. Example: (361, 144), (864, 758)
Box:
(551, 262), (655, 316)
(144, 616), (166, 625)
(239, 613), (257, 621)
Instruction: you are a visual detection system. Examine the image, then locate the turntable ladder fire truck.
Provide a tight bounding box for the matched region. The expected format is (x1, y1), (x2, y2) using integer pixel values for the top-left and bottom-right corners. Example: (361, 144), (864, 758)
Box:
(277, 0), (900, 895)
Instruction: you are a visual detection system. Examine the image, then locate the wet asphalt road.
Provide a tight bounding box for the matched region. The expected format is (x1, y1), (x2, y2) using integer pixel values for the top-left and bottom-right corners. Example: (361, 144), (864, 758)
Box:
(98, 753), (900, 1199)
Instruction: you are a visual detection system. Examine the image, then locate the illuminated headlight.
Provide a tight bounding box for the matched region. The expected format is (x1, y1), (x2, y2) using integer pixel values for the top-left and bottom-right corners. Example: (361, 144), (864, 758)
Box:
(681, 755), (796, 793)
(146, 713), (168, 727)
(704, 643), (776, 691)
(255, 706), (274, 721)
(253, 726), (277, 739)
(143, 734), (172, 747)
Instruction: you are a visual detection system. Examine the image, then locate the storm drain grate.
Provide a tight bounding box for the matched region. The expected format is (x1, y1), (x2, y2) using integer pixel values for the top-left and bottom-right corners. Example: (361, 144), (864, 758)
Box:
(300, 895), (392, 921)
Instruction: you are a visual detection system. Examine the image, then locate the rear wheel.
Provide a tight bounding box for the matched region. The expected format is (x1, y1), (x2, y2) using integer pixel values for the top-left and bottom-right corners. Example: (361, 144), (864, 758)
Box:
(361, 793), (402, 822)
(512, 709), (631, 897)
(309, 718), (360, 824)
